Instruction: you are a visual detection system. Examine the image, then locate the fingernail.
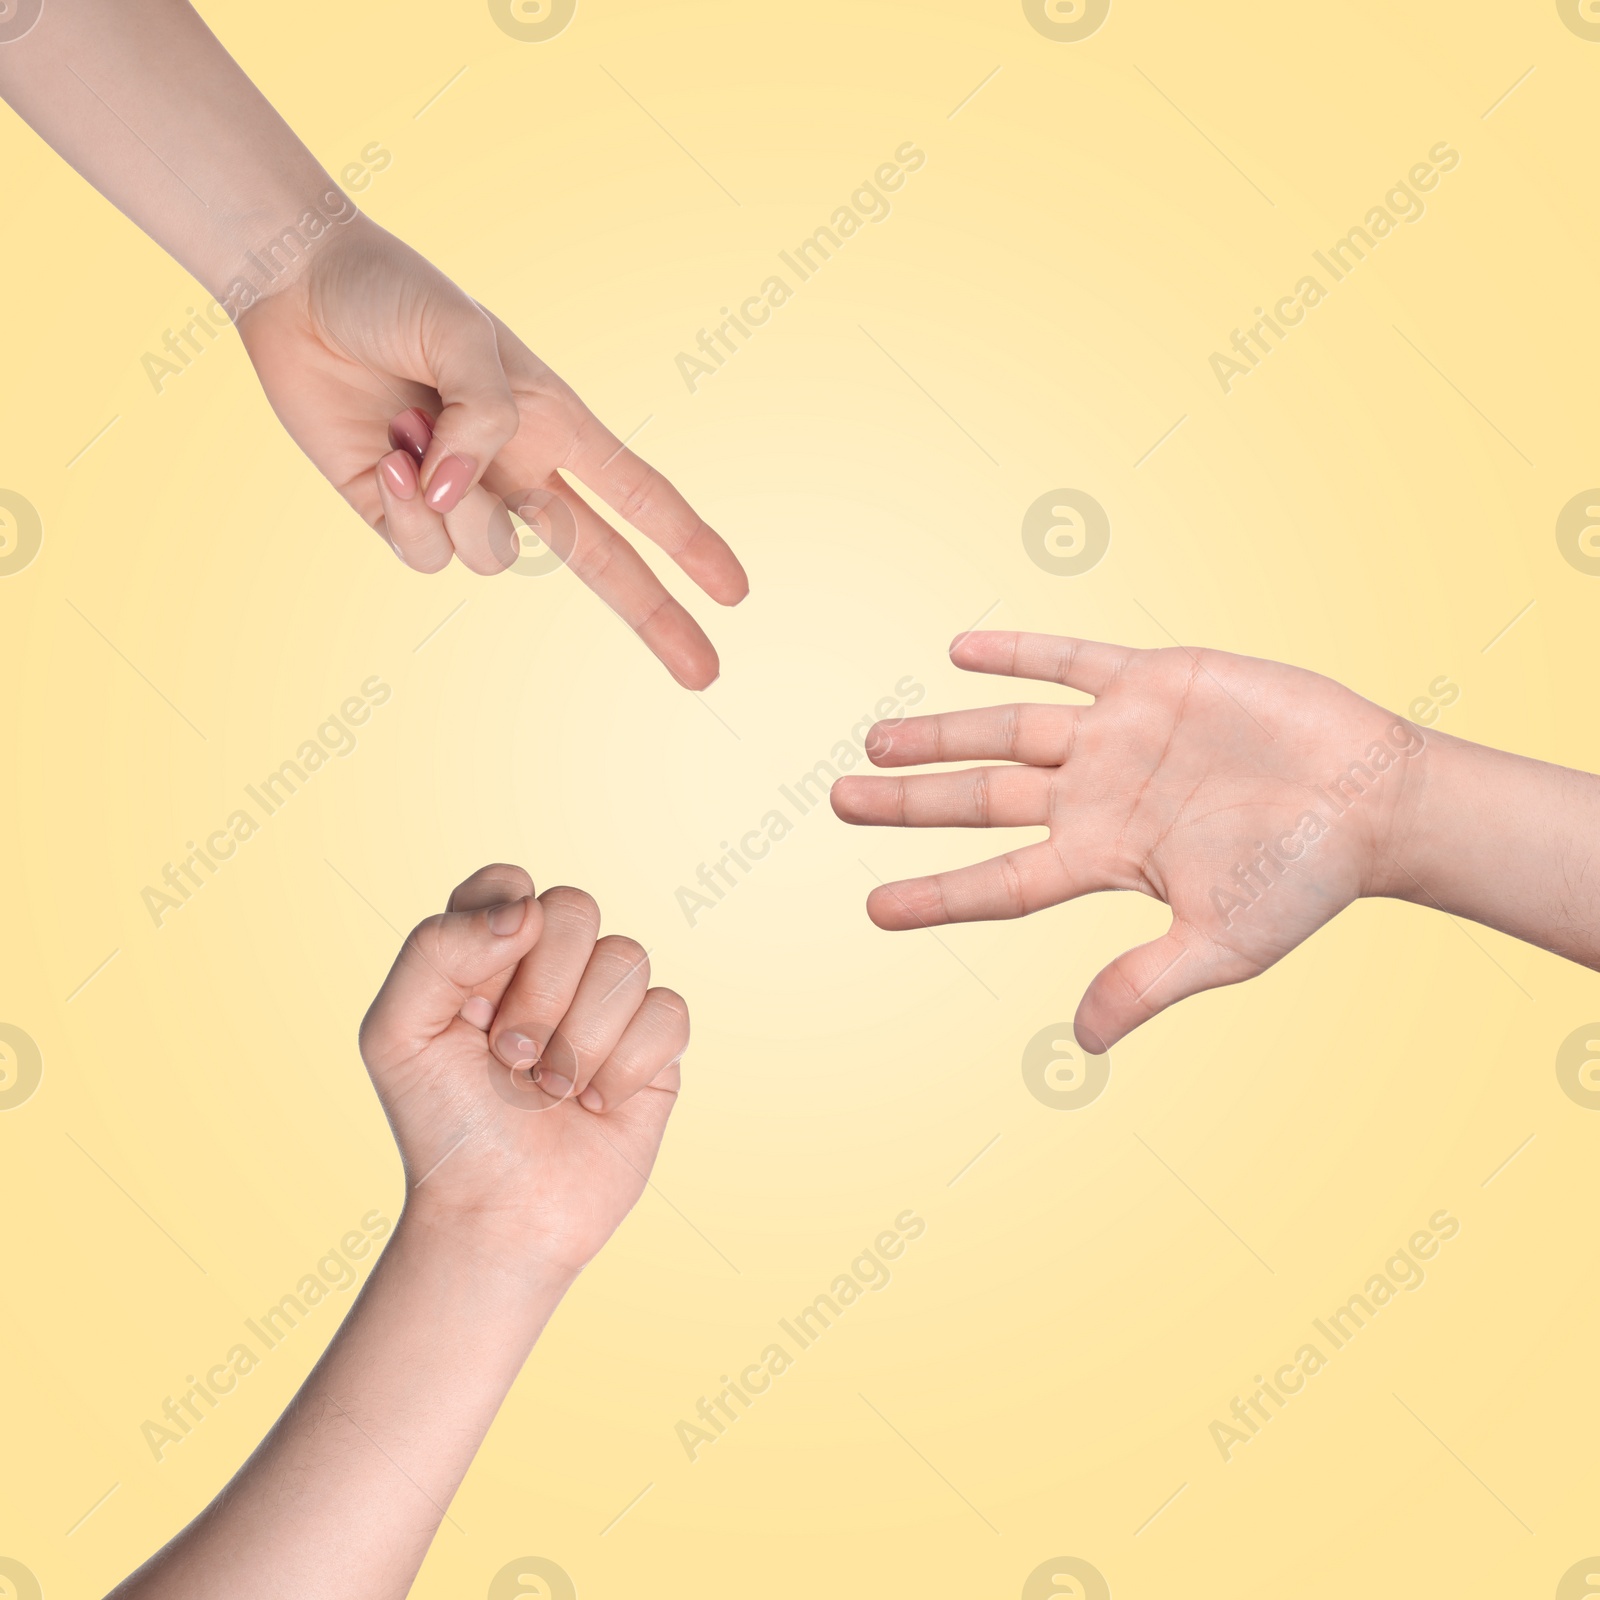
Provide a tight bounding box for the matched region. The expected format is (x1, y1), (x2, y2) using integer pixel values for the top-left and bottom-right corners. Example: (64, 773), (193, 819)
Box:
(1076, 1024), (1107, 1056)
(424, 453), (476, 513)
(538, 1072), (574, 1101)
(487, 898), (526, 936)
(578, 1086), (603, 1112)
(501, 1031), (540, 1063)
(459, 995), (495, 1030)
(379, 452), (416, 500)
(388, 408), (433, 462)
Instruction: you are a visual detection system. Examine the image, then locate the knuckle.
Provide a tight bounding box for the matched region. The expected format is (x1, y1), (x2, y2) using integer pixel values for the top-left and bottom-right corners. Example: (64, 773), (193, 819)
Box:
(408, 911), (450, 962)
(616, 468), (660, 526)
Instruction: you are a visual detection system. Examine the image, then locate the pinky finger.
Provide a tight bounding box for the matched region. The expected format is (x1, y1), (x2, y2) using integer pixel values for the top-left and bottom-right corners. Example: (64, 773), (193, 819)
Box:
(578, 987), (690, 1114)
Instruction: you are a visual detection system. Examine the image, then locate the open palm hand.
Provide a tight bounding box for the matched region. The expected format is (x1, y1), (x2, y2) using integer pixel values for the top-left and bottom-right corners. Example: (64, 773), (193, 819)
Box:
(832, 631), (1428, 1051)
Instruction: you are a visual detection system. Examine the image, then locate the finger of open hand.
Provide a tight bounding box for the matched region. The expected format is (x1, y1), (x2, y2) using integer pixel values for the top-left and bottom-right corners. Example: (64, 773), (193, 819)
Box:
(863, 704), (1082, 768)
(832, 765), (1052, 828)
(864, 840), (1092, 929)
(951, 630), (1137, 696)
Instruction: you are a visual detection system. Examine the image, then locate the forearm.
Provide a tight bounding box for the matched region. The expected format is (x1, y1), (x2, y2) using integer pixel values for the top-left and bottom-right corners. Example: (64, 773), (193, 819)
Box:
(110, 1202), (574, 1600)
(0, 0), (345, 306)
(1377, 728), (1600, 968)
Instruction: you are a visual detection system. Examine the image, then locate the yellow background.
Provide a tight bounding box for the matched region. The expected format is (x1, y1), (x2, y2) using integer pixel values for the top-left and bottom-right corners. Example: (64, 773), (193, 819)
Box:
(3, 1), (1599, 1595)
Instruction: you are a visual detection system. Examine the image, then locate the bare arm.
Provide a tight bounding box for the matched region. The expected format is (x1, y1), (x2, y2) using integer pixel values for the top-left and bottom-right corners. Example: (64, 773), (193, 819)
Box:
(1374, 728), (1600, 969)
(0, 0), (335, 304)
(109, 864), (687, 1598)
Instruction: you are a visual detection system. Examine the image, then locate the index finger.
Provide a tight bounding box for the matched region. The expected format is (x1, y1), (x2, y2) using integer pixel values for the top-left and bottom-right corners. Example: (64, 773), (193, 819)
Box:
(951, 631), (1138, 696)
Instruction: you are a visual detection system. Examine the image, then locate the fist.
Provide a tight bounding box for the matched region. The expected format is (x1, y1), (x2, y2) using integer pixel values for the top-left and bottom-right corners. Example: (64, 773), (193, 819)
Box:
(359, 864), (688, 1273)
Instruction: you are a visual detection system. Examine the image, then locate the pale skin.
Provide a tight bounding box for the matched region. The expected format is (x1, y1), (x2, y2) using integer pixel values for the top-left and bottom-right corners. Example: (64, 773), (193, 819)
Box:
(831, 630), (1600, 1052)
(0, 0), (747, 688)
(108, 864), (688, 1600)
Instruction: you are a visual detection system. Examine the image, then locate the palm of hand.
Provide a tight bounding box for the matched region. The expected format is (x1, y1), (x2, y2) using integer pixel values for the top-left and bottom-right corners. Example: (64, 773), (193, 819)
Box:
(1043, 649), (1411, 977)
(378, 1017), (674, 1272)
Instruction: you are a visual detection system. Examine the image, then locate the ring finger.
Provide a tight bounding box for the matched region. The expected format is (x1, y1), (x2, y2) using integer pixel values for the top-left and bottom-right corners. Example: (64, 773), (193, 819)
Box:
(542, 935), (653, 1104)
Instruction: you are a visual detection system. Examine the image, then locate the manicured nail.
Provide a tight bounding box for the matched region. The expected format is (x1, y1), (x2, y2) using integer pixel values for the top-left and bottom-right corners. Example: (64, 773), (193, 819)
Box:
(1077, 1024), (1107, 1056)
(538, 1072), (574, 1101)
(379, 451), (416, 500)
(500, 1031), (540, 1063)
(487, 898), (526, 936)
(578, 1085), (603, 1112)
(388, 408), (433, 462)
(424, 453), (476, 513)
(459, 995), (494, 1030)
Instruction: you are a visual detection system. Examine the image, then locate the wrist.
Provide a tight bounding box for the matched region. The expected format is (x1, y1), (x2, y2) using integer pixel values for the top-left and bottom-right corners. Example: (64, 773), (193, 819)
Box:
(207, 196), (378, 321)
(394, 1191), (582, 1320)
(1363, 726), (1473, 906)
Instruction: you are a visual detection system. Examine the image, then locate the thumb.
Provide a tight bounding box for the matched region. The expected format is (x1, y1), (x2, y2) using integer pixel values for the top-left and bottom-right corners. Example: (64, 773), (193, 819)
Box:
(361, 896), (543, 1065)
(1074, 924), (1233, 1053)
(416, 298), (521, 515)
